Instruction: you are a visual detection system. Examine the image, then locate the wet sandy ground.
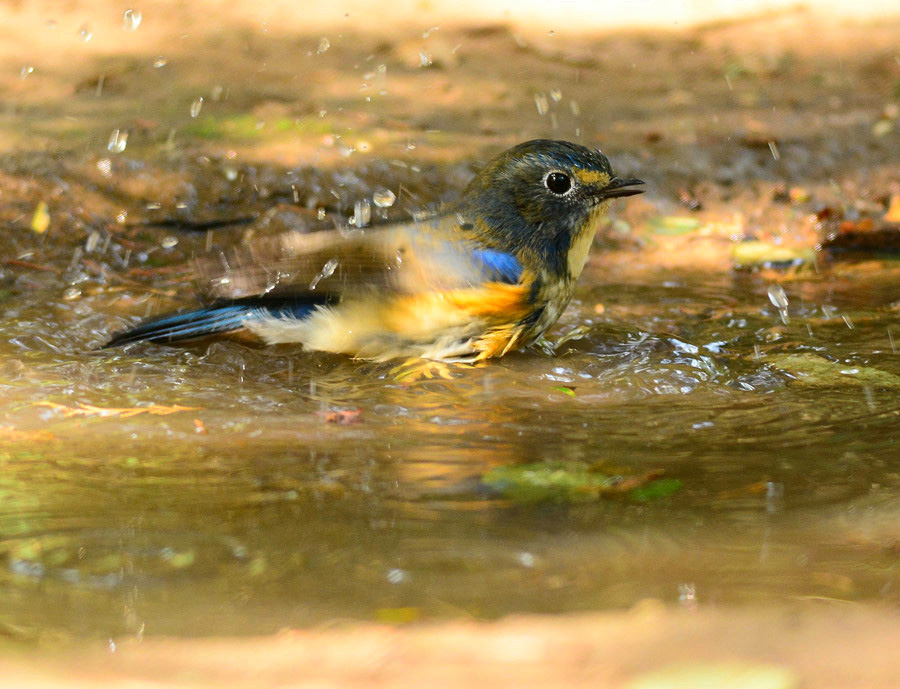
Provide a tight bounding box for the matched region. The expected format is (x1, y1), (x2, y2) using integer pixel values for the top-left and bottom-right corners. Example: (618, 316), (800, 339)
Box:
(2, 606), (900, 688)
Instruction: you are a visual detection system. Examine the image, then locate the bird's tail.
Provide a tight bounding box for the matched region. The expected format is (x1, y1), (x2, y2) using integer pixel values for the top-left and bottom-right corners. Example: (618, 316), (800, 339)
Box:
(102, 296), (331, 348)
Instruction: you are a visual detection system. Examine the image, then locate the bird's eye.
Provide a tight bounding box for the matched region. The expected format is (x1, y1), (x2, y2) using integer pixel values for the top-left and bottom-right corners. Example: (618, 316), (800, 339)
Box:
(544, 171), (572, 195)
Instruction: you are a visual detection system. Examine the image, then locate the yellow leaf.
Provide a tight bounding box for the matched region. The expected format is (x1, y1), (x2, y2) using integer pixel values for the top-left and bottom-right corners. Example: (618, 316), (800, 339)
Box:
(885, 195), (900, 223)
(31, 202), (50, 234)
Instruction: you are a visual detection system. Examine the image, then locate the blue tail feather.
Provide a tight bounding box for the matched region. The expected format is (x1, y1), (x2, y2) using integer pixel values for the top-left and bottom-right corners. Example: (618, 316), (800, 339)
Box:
(103, 297), (329, 348)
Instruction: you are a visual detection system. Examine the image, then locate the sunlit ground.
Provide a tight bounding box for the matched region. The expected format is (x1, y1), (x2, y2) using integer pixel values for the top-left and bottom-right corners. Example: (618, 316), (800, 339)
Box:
(1, 1), (900, 686)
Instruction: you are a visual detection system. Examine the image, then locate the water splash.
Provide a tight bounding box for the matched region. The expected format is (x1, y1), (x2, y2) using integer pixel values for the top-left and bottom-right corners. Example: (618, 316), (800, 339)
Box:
(107, 129), (128, 153)
(767, 284), (789, 323)
(309, 258), (339, 290)
(351, 199), (371, 228)
(373, 188), (396, 208)
(123, 9), (142, 31)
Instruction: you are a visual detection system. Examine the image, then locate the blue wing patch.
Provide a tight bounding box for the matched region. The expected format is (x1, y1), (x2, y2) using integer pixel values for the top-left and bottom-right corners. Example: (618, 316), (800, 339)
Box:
(472, 249), (522, 284)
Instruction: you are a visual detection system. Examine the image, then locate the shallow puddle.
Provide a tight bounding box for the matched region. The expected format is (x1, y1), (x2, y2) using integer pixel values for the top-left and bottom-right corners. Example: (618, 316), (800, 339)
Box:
(3, 256), (899, 639)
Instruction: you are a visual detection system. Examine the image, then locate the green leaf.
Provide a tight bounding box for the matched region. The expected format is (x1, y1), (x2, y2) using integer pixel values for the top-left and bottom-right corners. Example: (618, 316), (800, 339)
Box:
(649, 216), (701, 235)
(731, 241), (816, 268)
(551, 385), (576, 397)
(630, 478), (683, 502)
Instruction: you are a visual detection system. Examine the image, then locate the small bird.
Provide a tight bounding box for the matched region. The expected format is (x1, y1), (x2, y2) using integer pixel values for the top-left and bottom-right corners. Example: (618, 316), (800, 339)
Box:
(104, 139), (643, 362)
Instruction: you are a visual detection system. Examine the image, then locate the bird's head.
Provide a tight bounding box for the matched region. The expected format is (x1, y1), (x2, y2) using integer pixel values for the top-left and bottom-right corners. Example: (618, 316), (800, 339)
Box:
(459, 139), (643, 278)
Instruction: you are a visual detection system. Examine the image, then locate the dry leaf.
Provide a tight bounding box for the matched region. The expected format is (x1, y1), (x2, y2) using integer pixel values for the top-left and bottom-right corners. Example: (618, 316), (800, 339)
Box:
(36, 401), (201, 418)
(318, 408), (363, 424)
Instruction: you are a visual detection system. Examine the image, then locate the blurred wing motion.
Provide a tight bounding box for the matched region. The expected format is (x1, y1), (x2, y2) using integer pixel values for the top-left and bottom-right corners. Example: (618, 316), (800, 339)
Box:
(105, 217), (532, 361)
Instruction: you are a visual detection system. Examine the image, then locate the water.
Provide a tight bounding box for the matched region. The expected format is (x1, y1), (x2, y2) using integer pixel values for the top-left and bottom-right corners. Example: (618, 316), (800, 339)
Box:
(2, 250), (899, 639)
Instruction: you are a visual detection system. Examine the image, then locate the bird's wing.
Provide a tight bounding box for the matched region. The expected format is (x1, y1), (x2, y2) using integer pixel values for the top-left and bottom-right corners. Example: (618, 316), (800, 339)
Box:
(193, 216), (524, 302)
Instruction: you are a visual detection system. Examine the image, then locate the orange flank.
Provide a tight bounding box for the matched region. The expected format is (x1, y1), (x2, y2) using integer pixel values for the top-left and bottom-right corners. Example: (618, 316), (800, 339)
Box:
(442, 282), (531, 319)
(369, 281), (530, 339)
(388, 282), (530, 360)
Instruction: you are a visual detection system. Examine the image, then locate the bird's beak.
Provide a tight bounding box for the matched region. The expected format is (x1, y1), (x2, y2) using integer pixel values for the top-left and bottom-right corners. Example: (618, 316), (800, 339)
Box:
(594, 177), (645, 200)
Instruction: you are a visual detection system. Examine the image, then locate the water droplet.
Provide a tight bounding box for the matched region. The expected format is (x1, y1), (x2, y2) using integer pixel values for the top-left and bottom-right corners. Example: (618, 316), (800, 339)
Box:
(569, 100), (581, 116)
(222, 166), (238, 181)
(309, 258), (338, 289)
(19, 65), (34, 80)
(211, 84), (224, 101)
(373, 188), (396, 208)
(547, 30), (555, 37)
(418, 51), (432, 68)
(96, 158), (112, 178)
(62, 286), (82, 301)
(534, 93), (549, 116)
(107, 129), (128, 153)
(153, 57), (167, 68)
(768, 140), (780, 160)
(122, 9), (142, 31)
(351, 199), (371, 228)
(317, 207), (326, 220)
(517, 552), (535, 568)
(549, 89), (562, 102)
(317, 37), (330, 54)
(161, 236), (178, 249)
(765, 481), (784, 514)
(678, 582), (697, 608)
(116, 211), (128, 224)
(767, 283), (789, 323)
(78, 24), (93, 42)
(387, 568), (408, 584)
(84, 231), (102, 253)
(422, 26), (439, 38)
(190, 97), (203, 118)
(767, 283), (788, 309)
